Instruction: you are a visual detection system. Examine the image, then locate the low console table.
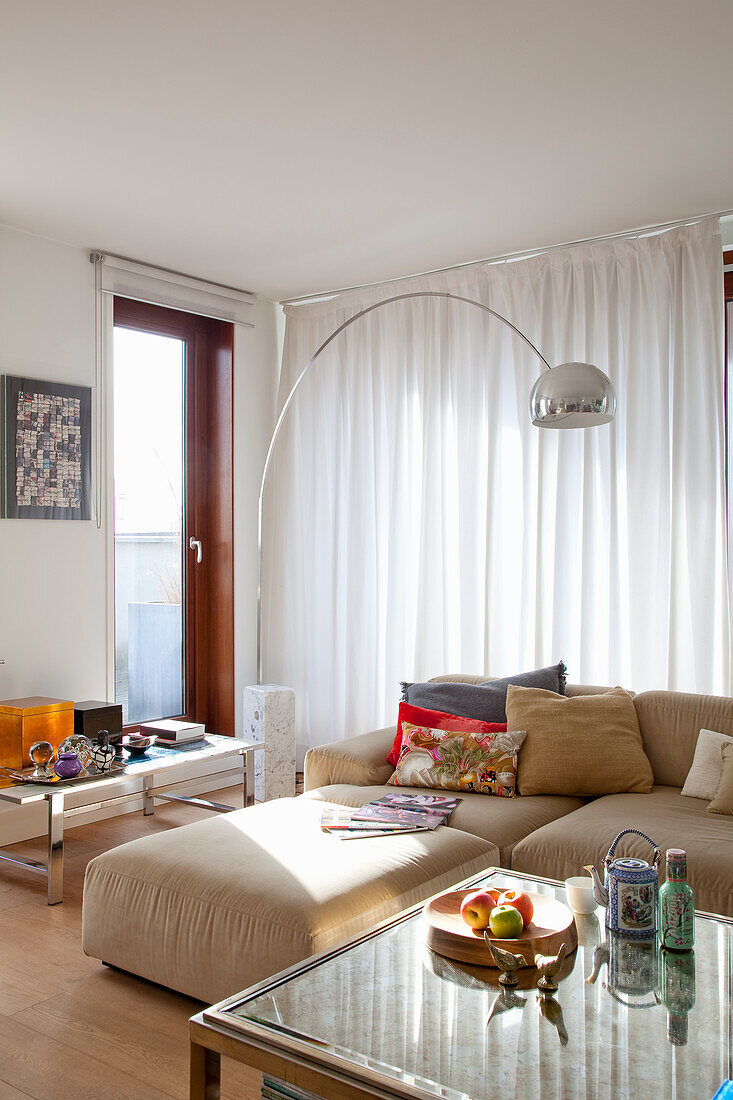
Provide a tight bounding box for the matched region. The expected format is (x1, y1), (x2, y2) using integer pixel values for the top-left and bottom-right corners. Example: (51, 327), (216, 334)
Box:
(0, 735), (258, 905)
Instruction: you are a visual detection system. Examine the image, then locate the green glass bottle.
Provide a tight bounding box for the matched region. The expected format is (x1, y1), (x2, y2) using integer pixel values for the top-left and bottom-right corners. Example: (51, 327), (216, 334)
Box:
(661, 948), (696, 1045)
(659, 848), (694, 951)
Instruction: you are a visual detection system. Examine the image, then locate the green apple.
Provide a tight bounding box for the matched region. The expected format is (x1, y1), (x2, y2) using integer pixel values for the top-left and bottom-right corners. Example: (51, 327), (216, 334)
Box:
(488, 904), (524, 939)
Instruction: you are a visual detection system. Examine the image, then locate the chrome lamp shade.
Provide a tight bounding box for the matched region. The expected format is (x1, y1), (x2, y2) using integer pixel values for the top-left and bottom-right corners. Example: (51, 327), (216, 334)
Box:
(530, 362), (617, 428)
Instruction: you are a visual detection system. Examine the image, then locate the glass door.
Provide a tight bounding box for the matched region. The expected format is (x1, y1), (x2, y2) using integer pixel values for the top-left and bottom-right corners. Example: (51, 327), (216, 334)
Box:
(113, 326), (185, 725)
(111, 297), (235, 735)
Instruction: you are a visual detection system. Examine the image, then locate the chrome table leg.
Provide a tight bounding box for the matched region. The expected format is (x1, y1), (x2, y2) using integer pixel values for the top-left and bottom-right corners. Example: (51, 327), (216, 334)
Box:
(244, 750), (255, 807)
(143, 775), (155, 815)
(47, 792), (64, 905)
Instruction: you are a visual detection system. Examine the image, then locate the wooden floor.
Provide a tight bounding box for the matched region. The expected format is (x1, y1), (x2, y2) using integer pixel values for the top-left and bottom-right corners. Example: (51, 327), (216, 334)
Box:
(0, 791), (264, 1100)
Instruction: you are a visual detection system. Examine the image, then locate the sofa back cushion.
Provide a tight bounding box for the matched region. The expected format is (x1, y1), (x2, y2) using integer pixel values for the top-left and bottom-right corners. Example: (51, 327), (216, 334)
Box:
(389, 723), (526, 796)
(404, 664), (567, 723)
(634, 691), (733, 788)
(507, 685), (653, 796)
(707, 742), (733, 815)
(565, 683), (614, 697)
(428, 674), (610, 697)
(427, 675), (733, 789)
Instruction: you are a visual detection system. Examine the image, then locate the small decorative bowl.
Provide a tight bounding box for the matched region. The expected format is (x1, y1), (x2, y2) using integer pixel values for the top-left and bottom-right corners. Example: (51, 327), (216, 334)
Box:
(122, 735), (156, 758)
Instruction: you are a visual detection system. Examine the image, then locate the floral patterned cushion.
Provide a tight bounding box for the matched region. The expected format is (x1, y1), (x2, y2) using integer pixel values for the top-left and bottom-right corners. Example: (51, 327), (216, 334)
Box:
(388, 721), (526, 797)
(386, 701), (507, 766)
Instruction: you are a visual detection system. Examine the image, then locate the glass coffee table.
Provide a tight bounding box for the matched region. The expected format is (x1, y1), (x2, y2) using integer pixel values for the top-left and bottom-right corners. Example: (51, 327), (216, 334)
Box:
(190, 867), (732, 1100)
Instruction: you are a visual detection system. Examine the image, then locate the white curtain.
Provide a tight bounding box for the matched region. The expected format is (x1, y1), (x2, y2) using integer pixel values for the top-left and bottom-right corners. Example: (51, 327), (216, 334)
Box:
(264, 219), (730, 751)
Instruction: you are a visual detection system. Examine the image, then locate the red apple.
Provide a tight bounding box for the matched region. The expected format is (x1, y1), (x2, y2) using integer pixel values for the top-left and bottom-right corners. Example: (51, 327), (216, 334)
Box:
(498, 889), (534, 929)
(460, 889), (501, 930)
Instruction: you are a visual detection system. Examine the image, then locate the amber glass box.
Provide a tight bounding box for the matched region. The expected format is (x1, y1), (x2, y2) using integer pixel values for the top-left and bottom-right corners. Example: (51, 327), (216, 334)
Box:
(0, 697), (74, 769)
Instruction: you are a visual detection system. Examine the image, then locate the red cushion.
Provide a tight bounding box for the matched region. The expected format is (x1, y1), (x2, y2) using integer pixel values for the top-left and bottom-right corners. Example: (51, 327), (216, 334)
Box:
(387, 702), (507, 767)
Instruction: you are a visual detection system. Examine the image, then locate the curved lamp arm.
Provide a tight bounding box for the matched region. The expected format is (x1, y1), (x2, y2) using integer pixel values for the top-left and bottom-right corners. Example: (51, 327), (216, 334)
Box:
(256, 290), (552, 684)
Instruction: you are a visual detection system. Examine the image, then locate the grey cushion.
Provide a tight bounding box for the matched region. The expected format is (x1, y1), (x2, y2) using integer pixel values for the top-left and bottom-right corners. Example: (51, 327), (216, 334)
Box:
(401, 662), (567, 723)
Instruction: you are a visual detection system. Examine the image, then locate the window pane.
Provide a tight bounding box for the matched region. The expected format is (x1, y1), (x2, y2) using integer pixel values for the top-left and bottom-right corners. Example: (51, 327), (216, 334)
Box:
(113, 327), (185, 725)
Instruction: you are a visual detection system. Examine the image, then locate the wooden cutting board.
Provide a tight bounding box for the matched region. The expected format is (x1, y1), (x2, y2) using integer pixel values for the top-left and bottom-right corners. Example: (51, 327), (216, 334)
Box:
(424, 888), (577, 967)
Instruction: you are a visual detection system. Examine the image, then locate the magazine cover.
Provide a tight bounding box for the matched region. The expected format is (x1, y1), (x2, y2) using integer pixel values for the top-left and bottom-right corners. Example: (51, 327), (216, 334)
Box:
(372, 792), (461, 815)
(320, 807), (424, 831)
(350, 804), (444, 829)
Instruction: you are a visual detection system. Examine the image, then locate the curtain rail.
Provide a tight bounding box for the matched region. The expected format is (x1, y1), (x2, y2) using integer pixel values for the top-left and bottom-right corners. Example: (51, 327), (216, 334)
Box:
(92, 249), (256, 300)
(280, 208), (733, 306)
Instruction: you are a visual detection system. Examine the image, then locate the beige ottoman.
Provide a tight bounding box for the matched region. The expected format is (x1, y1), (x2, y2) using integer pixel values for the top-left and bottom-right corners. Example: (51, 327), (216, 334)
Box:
(82, 796), (498, 1003)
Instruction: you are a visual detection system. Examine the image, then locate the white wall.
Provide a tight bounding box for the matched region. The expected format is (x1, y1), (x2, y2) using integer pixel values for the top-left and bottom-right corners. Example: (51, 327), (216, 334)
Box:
(0, 227), (107, 700)
(0, 224), (279, 843)
(234, 288), (281, 736)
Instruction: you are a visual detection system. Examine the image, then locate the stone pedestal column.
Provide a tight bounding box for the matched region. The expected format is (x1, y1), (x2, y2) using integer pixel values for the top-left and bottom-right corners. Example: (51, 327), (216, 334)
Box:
(243, 685), (296, 801)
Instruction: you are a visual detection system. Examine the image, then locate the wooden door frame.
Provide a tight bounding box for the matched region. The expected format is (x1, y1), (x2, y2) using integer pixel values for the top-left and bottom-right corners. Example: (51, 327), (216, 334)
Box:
(112, 297), (235, 736)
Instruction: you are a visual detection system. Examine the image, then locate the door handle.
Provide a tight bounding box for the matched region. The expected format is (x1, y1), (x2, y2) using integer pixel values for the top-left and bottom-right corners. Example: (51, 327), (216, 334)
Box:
(189, 536), (203, 564)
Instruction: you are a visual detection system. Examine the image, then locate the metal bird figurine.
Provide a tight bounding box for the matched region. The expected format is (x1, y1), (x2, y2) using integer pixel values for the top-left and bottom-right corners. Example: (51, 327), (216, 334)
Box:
(485, 935), (526, 986)
(537, 992), (569, 1045)
(534, 942), (568, 992)
(486, 987), (526, 1028)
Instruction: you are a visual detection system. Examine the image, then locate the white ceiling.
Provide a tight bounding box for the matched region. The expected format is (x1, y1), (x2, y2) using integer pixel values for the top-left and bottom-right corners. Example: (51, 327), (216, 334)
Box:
(2, 0), (732, 301)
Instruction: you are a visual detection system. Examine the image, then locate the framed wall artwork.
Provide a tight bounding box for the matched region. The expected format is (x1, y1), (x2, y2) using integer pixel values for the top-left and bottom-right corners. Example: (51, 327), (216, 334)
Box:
(1, 375), (92, 520)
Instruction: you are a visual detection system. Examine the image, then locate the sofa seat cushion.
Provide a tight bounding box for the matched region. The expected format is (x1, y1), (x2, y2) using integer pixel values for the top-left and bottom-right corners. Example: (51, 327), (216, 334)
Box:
(511, 786), (733, 918)
(82, 796), (498, 1004)
(303, 783), (585, 865)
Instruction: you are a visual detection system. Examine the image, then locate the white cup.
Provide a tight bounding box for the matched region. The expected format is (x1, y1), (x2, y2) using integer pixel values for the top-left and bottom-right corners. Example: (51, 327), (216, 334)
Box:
(565, 875), (597, 915)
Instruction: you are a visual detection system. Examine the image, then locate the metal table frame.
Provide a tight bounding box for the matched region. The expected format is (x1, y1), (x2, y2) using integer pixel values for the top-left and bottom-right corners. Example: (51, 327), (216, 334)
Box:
(0, 736), (259, 905)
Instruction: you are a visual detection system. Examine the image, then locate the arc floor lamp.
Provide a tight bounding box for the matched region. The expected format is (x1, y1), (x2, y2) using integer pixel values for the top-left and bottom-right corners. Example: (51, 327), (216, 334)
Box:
(256, 290), (616, 683)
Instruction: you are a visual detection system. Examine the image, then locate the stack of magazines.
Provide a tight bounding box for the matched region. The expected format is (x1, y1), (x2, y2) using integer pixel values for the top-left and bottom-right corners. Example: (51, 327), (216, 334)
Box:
(320, 792), (461, 840)
(262, 1076), (321, 1100)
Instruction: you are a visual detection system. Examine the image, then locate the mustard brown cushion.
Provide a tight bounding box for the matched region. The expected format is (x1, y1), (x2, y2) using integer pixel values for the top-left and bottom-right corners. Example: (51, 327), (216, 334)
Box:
(506, 685), (653, 797)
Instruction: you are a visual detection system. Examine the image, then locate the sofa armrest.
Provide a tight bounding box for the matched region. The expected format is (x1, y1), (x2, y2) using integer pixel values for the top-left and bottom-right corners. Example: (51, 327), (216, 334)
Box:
(304, 727), (396, 791)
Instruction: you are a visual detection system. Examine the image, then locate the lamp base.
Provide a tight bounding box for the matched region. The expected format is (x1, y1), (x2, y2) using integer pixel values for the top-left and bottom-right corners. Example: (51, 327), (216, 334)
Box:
(243, 685), (296, 801)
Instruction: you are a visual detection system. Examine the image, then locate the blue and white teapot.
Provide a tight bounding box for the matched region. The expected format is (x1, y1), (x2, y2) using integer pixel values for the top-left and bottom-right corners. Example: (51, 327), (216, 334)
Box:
(585, 828), (661, 939)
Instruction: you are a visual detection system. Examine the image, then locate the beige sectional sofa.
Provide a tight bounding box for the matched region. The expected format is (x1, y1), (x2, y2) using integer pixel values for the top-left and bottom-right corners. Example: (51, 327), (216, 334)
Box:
(82, 673), (733, 1004)
(303, 676), (733, 918)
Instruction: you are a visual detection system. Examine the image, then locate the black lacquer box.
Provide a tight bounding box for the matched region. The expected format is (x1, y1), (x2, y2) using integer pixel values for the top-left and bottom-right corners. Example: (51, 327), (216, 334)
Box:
(74, 700), (123, 747)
